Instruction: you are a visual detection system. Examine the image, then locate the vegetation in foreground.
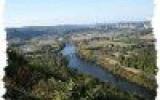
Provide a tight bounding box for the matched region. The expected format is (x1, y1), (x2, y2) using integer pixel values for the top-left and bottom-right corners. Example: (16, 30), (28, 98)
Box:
(4, 42), (146, 100)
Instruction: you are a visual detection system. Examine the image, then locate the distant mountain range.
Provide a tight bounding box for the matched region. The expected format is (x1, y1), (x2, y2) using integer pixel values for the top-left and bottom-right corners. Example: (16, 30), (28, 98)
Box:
(7, 21), (151, 41)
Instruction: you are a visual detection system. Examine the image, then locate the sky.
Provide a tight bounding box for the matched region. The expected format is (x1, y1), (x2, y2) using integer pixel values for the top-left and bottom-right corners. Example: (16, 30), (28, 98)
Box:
(5, 0), (153, 27)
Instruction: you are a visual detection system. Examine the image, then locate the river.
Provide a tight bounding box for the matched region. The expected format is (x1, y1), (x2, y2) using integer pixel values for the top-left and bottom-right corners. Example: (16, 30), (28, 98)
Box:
(61, 43), (154, 100)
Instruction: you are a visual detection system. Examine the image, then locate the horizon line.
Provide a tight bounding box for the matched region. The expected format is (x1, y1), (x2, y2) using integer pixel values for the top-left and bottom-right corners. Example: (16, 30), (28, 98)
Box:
(6, 20), (151, 28)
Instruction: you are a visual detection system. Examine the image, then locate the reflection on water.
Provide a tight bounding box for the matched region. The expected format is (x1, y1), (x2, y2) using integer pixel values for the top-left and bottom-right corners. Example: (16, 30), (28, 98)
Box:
(62, 43), (153, 99)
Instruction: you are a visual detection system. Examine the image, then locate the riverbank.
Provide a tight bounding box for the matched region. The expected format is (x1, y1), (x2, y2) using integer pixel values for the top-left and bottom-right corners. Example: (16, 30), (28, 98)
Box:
(62, 43), (156, 99)
(76, 43), (156, 92)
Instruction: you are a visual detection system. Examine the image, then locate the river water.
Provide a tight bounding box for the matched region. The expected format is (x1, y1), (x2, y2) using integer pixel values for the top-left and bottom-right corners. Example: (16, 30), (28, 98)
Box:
(61, 43), (154, 100)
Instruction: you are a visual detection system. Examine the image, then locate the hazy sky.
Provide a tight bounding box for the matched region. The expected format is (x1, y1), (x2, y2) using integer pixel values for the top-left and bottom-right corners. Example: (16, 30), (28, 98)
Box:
(5, 0), (153, 27)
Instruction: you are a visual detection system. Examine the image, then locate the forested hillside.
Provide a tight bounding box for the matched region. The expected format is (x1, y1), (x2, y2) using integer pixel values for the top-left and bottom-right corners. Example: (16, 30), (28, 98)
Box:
(4, 42), (144, 100)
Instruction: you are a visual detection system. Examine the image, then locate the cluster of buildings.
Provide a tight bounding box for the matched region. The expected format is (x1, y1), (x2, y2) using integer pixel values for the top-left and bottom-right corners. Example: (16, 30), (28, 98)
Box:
(95, 21), (151, 30)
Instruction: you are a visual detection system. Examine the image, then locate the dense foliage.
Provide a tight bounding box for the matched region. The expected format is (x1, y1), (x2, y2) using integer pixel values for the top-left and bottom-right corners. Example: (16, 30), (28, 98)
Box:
(4, 45), (145, 100)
